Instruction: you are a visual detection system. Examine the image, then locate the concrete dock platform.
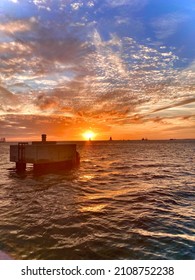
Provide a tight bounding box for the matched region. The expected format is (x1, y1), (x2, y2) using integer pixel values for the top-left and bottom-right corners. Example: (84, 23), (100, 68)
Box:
(10, 135), (80, 173)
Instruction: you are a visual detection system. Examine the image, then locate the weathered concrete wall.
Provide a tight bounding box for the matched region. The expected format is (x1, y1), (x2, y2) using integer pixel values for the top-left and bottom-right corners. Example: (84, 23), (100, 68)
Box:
(10, 145), (19, 162)
(10, 144), (77, 164)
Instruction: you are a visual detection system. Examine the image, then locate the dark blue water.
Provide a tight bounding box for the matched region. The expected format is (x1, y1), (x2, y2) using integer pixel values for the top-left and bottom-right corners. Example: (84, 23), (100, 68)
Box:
(0, 140), (195, 259)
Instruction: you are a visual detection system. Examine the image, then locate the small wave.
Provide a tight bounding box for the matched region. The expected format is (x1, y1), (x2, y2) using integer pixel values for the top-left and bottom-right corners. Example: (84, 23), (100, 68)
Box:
(150, 174), (175, 179)
(131, 228), (195, 243)
(113, 166), (130, 170)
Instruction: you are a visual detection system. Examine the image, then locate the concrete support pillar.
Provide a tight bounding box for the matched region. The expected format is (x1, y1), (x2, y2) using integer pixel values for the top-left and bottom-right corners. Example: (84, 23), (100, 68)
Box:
(16, 162), (26, 172)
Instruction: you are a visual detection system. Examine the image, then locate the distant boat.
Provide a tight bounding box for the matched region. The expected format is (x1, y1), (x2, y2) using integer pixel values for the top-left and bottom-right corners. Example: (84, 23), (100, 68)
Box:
(0, 137), (6, 143)
(109, 137), (112, 141)
(141, 138), (148, 141)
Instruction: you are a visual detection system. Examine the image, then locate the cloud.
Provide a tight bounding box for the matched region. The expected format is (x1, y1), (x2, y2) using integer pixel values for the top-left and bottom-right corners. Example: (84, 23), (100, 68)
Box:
(0, 15), (190, 121)
(1, 23), (185, 120)
(0, 114), (73, 139)
(106, 0), (148, 9)
(32, 0), (50, 10)
(0, 85), (21, 113)
(9, 0), (19, 3)
(31, 0), (95, 12)
(0, 41), (32, 58)
(0, 19), (33, 34)
(0, 15), (92, 85)
(153, 97), (195, 113)
(33, 93), (60, 111)
(82, 30), (180, 107)
(1, 0), (195, 139)
(71, 2), (83, 10)
(152, 12), (188, 39)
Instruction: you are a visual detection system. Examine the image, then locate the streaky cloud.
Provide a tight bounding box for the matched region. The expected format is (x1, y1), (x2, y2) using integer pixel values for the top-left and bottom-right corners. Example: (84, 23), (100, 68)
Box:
(152, 97), (195, 113)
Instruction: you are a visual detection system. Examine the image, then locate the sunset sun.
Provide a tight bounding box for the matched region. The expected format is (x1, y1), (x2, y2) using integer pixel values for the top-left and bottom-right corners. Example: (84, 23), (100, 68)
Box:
(82, 131), (96, 140)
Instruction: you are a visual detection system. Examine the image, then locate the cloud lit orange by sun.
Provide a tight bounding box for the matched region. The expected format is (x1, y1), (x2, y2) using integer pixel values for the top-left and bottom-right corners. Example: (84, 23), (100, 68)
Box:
(0, 0), (195, 141)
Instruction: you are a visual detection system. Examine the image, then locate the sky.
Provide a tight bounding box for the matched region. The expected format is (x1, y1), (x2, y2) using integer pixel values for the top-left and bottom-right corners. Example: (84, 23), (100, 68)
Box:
(0, 0), (195, 141)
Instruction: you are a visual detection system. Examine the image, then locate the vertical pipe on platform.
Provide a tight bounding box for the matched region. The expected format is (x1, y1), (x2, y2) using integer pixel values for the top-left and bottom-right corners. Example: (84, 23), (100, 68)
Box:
(42, 134), (47, 143)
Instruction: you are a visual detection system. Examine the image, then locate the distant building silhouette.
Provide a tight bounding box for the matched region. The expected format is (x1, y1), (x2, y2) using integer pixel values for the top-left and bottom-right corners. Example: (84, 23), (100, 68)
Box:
(0, 137), (6, 143)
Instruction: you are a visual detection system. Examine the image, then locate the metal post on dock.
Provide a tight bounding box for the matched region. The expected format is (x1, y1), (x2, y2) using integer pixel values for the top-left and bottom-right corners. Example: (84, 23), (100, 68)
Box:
(42, 134), (47, 143)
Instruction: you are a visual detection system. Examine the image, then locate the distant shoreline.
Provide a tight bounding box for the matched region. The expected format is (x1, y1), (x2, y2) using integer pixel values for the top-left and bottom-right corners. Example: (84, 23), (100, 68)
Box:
(5, 138), (195, 143)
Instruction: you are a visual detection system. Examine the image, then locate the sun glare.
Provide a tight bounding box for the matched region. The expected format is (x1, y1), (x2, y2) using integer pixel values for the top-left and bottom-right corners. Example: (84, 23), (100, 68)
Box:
(83, 131), (96, 140)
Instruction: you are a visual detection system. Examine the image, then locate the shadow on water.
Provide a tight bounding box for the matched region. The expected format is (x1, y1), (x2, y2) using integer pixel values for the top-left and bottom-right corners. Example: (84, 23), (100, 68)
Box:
(7, 164), (80, 180)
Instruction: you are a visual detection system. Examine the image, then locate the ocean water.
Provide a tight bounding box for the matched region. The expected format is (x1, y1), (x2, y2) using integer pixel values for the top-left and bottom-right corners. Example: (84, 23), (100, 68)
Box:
(0, 140), (195, 260)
